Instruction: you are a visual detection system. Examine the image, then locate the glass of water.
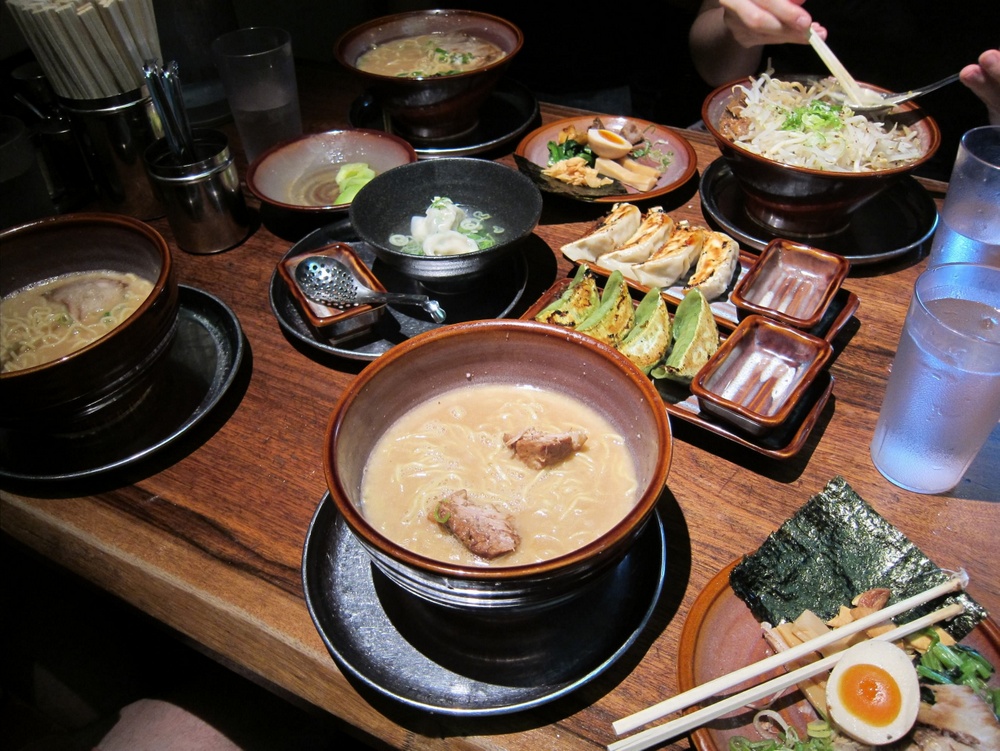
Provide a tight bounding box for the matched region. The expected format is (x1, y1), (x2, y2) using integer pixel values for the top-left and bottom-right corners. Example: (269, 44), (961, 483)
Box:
(212, 27), (303, 164)
(870, 263), (1000, 494)
(926, 125), (1000, 269)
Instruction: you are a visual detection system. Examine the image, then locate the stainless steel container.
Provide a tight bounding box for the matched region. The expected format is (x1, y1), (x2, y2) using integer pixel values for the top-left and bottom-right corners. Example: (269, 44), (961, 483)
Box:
(59, 88), (165, 220)
(144, 128), (251, 254)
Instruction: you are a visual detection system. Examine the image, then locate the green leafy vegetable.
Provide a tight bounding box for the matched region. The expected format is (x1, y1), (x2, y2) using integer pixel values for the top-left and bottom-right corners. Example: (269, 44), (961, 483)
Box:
(546, 139), (596, 167)
(915, 628), (999, 718)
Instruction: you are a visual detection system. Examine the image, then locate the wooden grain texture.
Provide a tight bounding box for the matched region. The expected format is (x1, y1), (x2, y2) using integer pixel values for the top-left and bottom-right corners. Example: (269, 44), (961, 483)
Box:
(2, 63), (996, 751)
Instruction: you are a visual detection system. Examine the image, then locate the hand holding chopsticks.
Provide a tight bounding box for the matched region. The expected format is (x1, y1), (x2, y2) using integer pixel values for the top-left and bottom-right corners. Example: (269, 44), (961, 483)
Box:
(610, 571), (971, 751)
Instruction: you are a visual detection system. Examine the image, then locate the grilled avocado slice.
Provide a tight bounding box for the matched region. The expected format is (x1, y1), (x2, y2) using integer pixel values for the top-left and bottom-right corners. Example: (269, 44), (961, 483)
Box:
(617, 287), (672, 374)
(576, 270), (635, 346)
(535, 265), (600, 327)
(651, 288), (719, 383)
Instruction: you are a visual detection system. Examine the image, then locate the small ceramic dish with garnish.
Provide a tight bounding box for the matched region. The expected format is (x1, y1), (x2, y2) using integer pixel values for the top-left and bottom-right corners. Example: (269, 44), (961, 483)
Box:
(690, 315), (833, 436)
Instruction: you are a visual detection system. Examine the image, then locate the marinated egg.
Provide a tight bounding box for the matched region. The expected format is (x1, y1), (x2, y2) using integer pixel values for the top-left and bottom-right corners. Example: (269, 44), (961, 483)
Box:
(825, 640), (920, 746)
(587, 128), (633, 160)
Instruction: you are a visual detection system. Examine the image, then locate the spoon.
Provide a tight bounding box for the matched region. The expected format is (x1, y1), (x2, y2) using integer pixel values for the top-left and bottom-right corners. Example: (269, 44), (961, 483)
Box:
(294, 256), (447, 323)
(838, 72), (962, 118)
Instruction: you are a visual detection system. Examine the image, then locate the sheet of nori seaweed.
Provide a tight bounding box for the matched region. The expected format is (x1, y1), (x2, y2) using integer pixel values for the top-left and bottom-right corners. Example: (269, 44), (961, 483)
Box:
(512, 154), (626, 201)
(729, 476), (987, 640)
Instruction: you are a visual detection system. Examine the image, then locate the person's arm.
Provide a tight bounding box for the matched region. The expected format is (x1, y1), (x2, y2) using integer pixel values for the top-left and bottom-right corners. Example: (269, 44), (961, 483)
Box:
(689, 0), (823, 86)
(960, 48), (1000, 125)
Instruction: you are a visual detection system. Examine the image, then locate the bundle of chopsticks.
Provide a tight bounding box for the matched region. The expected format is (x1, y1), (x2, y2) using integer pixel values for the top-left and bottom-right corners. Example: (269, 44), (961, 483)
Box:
(607, 571), (971, 751)
(6, 0), (161, 100)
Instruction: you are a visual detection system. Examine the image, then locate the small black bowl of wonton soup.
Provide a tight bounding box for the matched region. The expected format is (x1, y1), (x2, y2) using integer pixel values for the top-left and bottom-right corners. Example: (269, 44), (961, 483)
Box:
(323, 319), (673, 612)
(0, 213), (179, 433)
(349, 157), (542, 290)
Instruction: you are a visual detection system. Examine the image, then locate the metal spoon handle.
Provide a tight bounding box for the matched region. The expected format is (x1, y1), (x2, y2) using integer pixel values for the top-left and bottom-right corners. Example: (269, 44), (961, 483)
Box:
(354, 289), (446, 323)
(882, 72), (961, 106)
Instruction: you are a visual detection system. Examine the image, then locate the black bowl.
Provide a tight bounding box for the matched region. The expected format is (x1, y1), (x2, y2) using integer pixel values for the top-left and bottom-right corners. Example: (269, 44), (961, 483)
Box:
(348, 157), (542, 289)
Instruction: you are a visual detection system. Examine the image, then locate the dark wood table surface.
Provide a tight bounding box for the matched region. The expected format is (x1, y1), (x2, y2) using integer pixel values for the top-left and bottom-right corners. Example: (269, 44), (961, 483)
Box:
(2, 64), (997, 750)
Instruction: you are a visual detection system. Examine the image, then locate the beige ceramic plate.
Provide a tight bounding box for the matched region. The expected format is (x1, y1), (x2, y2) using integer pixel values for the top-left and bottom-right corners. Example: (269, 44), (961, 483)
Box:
(677, 561), (1000, 751)
(515, 115), (698, 203)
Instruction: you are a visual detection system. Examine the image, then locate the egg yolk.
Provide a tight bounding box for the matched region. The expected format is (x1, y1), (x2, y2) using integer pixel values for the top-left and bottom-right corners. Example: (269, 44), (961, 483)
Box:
(837, 663), (902, 727)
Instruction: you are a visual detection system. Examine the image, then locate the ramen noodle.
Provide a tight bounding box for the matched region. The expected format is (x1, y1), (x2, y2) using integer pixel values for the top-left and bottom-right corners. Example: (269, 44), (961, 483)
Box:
(355, 32), (506, 78)
(360, 383), (638, 566)
(1, 270), (153, 372)
(721, 73), (925, 172)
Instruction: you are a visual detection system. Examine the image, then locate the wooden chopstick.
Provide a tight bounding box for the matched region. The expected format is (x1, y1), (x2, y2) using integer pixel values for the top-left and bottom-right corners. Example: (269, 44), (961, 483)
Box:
(613, 571), (967, 735)
(607, 601), (966, 751)
(807, 28), (868, 107)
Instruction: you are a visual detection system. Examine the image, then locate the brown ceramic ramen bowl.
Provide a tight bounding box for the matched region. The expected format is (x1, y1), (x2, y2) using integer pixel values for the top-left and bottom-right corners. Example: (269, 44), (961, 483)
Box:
(0, 213), (179, 433)
(702, 77), (940, 238)
(335, 9), (523, 142)
(324, 319), (672, 612)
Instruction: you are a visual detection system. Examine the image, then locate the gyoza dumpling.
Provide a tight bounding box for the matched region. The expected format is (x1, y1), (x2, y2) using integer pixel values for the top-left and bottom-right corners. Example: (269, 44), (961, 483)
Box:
(560, 203), (641, 263)
(629, 224), (709, 289)
(598, 206), (675, 273)
(684, 231), (740, 301)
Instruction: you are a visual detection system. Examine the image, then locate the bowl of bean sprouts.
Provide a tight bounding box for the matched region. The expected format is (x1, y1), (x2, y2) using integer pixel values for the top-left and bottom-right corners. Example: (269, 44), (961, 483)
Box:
(702, 73), (940, 238)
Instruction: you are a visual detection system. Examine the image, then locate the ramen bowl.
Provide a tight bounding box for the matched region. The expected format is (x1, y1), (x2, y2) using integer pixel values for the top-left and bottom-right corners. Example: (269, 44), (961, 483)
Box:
(335, 9), (523, 141)
(349, 157), (542, 289)
(324, 319), (672, 612)
(0, 213), (179, 433)
(702, 76), (940, 238)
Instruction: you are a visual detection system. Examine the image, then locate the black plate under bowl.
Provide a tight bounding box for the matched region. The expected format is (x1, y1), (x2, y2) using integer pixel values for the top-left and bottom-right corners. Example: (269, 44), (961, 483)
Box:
(699, 158), (939, 265)
(0, 285), (244, 483)
(349, 78), (540, 159)
(269, 219), (529, 361)
(302, 494), (666, 715)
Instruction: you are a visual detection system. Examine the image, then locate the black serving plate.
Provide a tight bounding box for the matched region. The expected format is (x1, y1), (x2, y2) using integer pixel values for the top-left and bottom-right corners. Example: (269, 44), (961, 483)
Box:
(302, 494), (666, 715)
(699, 158), (939, 265)
(0, 286), (244, 483)
(349, 78), (540, 159)
(270, 219), (529, 361)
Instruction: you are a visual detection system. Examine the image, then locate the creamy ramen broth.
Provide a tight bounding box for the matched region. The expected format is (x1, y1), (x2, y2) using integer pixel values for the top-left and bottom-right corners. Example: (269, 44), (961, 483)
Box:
(1, 270), (154, 372)
(360, 383), (639, 567)
(355, 32), (506, 78)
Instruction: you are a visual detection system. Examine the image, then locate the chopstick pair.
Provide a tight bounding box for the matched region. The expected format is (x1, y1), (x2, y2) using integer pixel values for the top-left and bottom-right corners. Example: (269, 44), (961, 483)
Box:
(807, 28), (868, 106)
(609, 571), (969, 751)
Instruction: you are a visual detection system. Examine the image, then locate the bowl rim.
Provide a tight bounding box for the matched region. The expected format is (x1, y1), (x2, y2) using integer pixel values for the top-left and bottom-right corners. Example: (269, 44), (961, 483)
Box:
(245, 128), (418, 213)
(0, 211), (173, 380)
(701, 75), (942, 177)
(348, 157), (543, 263)
(323, 318), (673, 580)
(334, 8), (524, 82)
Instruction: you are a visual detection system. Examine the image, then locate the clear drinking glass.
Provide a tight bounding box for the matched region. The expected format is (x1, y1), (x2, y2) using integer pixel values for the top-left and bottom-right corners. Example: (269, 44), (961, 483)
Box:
(926, 125), (1000, 269)
(870, 263), (1000, 494)
(212, 27), (302, 163)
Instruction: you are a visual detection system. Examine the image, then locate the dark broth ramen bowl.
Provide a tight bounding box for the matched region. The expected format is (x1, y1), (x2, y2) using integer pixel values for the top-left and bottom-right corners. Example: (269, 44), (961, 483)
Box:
(702, 76), (940, 238)
(323, 319), (672, 613)
(335, 9), (523, 142)
(349, 157), (542, 290)
(0, 213), (178, 434)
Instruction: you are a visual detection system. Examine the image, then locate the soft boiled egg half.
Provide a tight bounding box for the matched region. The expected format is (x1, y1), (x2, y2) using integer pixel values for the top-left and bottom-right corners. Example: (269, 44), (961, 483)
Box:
(825, 640), (920, 746)
(587, 128), (633, 160)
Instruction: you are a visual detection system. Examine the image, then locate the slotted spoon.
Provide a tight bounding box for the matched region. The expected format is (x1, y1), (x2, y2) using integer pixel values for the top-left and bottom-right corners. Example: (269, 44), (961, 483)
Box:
(295, 256), (446, 323)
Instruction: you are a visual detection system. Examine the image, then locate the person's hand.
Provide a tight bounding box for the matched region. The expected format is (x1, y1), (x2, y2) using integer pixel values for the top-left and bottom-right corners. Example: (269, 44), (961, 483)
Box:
(718, 0), (825, 49)
(960, 48), (1000, 125)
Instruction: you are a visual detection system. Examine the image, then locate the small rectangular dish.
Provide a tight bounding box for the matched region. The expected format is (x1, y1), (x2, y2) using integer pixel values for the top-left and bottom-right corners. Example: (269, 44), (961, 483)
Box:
(731, 239), (850, 330)
(690, 315), (834, 437)
(277, 242), (386, 342)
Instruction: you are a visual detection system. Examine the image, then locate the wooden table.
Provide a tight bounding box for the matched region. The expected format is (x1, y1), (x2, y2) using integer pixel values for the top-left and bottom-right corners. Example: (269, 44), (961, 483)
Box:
(3, 64), (997, 750)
